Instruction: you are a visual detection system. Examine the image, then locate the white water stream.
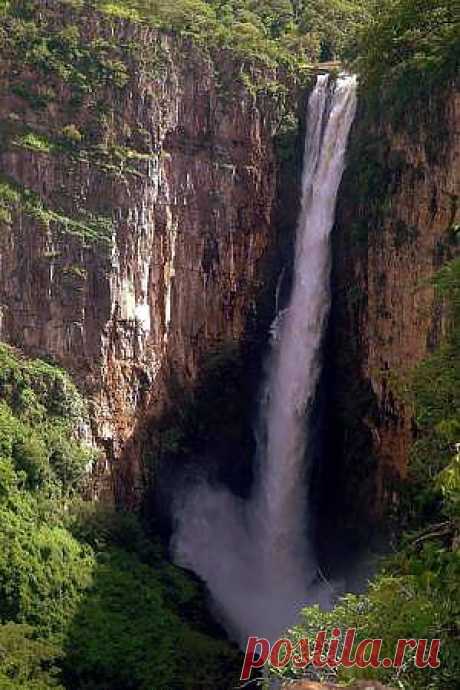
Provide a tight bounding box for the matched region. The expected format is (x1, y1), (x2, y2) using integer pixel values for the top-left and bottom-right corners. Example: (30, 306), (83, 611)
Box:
(172, 74), (358, 645)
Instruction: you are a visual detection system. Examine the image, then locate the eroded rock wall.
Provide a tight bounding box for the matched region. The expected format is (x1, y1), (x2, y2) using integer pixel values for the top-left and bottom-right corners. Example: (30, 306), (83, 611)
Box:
(323, 81), (460, 532)
(0, 3), (297, 504)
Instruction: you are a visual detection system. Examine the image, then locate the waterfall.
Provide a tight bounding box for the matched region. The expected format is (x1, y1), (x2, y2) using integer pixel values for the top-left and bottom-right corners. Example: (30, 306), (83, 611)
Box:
(172, 74), (358, 645)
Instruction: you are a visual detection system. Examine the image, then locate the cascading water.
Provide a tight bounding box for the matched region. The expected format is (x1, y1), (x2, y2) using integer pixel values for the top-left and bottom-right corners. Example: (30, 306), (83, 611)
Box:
(172, 74), (358, 645)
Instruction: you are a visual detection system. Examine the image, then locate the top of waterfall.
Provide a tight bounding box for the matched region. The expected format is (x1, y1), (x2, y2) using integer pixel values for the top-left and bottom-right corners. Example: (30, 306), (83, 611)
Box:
(310, 63), (355, 83)
(310, 60), (342, 74)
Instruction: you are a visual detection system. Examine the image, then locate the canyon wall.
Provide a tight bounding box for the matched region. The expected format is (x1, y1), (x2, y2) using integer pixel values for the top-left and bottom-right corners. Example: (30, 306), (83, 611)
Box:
(0, 3), (299, 505)
(321, 80), (460, 535)
(2, 2), (458, 531)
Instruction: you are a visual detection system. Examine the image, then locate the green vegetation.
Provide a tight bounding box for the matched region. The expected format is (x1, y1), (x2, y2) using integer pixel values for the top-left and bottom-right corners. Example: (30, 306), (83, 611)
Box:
(0, 341), (86, 423)
(348, 0), (459, 112)
(60, 124), (83, 145)
(2, 7), (130, 103)
(0, 343), (95, 689)
(0, 344), (241, 689)
(268, 258), (460, 689)
(93, 0), (372, 68)
(0, 177), (21, 225)
(0, 174), (114, 247)
(2, 0), (373, 81)
(13, 131), (56, 153)
(0, 623), (65, 690)
(406, 259), (460, 526)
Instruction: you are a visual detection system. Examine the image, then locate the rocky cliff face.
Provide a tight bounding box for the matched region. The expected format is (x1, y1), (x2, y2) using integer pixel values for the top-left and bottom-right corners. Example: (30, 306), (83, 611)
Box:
(3, 3), (457, 534)
(321, 80), (460, 534)
(0, 3), (298, 505)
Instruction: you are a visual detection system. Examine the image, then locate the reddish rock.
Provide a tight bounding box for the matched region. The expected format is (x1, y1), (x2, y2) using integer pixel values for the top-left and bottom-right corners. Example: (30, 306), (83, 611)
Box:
(0, 2), (296, 505)
(328, 81), (460, 525)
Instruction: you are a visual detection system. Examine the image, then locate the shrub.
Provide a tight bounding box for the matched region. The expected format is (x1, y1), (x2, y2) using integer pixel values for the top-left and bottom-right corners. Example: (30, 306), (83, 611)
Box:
(60, 124), (83, 145)
(0, 623), (64, 689)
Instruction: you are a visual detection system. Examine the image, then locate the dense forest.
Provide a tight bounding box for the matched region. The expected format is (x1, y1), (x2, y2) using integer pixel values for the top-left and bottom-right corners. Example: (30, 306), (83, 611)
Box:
(0, 0), (458, 689)
(1, 0), (457, 95)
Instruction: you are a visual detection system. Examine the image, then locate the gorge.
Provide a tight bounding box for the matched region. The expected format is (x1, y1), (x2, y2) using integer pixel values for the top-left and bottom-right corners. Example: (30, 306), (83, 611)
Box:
(0, 2), (458, 689)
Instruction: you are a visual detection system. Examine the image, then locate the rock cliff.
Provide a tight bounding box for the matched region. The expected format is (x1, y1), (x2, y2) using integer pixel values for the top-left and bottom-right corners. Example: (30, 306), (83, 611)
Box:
(0, 1), (299, 505)
(1, 2), (458, 532)
(320, 80), (460, 536)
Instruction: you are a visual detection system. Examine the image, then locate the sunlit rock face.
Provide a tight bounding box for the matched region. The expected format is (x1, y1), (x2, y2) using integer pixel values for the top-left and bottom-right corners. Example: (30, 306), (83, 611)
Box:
(0, 3), (296, 504)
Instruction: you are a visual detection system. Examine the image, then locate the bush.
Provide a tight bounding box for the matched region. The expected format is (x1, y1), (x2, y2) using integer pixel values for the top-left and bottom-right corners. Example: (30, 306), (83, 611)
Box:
(0, 403), (49, 489)
(0, 623), (64, 689)
(0, 343), (87, 423)
(0, 509), (94, 634)
(60, 124), (83, 146)
(270, 547), (459, 688)
(63, 546), (241, 690)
